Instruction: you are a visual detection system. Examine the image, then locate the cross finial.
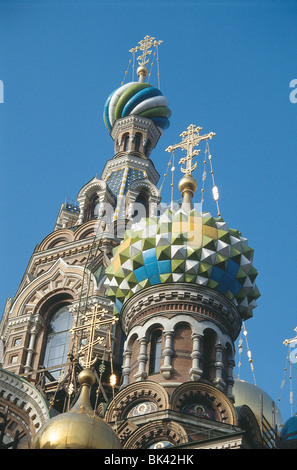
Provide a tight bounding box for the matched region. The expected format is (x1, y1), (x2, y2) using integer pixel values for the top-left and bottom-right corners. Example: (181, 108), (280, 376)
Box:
(283, 327), (297, 346)
(71, 304), (118, 369)
(129, 35), (163, 67)
(166, 124), (216, 209)
(129, 35), (163, 83)
(166, 124), (215, 176)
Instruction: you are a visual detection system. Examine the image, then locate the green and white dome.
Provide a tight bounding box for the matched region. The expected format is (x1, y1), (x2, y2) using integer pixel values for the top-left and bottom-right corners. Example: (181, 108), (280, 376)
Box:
(105, 207), (260, 319)
(103, 82), (171, 133)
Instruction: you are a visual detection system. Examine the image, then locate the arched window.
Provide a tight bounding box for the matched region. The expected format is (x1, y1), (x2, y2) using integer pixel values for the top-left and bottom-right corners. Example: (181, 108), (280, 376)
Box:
(91, 195), (100, 219)
(134, 132), (142, 152)
(123, 133), (129, 151)
(43, 305), (73, 380)
(201, 329), (217, 383)
(149, 330), (162, 374)
(135, 192), (149, 218)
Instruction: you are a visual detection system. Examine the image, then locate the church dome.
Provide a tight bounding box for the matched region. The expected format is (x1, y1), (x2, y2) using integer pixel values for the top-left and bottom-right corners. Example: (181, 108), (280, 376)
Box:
(105, 207), (260, 319)
(280, 414), (297, 441)
(233, 379), (283, 429)
(31, 369), (121, 449)
(103, 81), (171, 132)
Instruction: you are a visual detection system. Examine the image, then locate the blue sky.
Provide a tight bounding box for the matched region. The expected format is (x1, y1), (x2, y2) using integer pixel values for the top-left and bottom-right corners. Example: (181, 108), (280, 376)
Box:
(0, 1), (296, 423)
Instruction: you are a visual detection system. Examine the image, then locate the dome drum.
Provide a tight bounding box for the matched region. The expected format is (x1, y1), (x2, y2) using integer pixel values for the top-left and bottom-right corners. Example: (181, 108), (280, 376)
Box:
(120, 282), (242, 341)
(110, 115), (162, 157)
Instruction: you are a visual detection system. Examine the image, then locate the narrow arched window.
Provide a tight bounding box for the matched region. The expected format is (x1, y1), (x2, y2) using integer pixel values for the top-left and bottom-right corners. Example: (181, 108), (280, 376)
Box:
(201, 329), (217, 383)
(43, 305), (72, 380)
(134, 132), (142, 152)
(91, 195), (100, 219)
(123, 133), (129, 151)
(136, 193), (149, 218)
(149, 330), (162, 374)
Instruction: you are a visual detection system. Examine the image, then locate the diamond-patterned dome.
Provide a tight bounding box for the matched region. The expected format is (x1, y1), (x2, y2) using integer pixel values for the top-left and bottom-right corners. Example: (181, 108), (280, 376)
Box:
(105, 207), (260, 319)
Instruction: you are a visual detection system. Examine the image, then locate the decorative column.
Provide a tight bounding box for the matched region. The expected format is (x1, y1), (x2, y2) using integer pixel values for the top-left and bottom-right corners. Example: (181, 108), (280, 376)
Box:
(134, 337), (148, 381)
(160, 330), (174, 379)
(23, 318), (42, 375)
(77, 203), (85, 225)
(226, 353), (235, 402)
(121, 348), (132, 388)
(190, 333), (203, 381)
(214, 343), (226, 391)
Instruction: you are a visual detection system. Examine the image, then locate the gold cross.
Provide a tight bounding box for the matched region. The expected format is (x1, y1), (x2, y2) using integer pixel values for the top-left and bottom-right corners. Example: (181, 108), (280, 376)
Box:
(71, 304), (118, 369)
(166, 124), (215, 176)
(129, 35), (163, 67)
(283, 327), (297, 346)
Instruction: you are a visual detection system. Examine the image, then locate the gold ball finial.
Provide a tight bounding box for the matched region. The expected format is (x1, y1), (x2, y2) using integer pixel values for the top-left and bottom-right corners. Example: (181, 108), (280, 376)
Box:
(78, 368), (95, 387)
(178, 174), (198, 195)
(178, 174), (198, 208)
(137, 65), (148, 83)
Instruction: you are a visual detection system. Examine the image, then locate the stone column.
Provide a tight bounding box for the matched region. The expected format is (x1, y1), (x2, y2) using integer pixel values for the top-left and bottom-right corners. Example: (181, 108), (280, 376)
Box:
(214, 343), (226, 391)
(226, 353), (235, 402)
(24, 320), (41, 375)
(77, 203), (85, 224)
(160, 330), (174, 379)
(134, 337), (148, 381)
(190, 333), (203, 381)
(121, 348), (132, 388)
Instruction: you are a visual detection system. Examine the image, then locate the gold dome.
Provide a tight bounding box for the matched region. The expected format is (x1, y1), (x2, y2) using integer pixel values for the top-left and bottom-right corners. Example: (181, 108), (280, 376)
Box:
(32, 369), (121, 449)
(233, 379), (283, 429)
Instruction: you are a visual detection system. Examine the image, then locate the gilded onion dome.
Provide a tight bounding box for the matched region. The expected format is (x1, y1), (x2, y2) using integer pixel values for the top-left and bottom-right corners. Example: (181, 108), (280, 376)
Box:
(31, 369), (121, 449)
(233, 379), (283, 429)
(105, 207), (260, 319)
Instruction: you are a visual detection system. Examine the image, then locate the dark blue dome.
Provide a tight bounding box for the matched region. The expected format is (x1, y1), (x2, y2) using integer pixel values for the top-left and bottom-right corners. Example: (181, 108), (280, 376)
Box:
(281, 414), (297, 441)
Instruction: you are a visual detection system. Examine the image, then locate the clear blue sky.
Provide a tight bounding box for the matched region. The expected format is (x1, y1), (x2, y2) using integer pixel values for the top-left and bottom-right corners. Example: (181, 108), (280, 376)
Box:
(0, 0), (296, 423)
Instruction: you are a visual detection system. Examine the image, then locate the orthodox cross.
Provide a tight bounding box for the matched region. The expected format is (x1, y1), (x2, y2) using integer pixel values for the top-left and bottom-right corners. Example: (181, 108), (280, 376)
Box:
(71, 304), (118, 369)
(283, 327), (297, 346)
(166, 124), (215, 176)
(129, 35), (163, 67)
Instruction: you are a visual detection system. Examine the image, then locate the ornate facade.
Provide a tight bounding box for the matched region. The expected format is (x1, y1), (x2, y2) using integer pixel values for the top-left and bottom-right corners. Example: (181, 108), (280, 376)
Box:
(0, 36), (284, 450)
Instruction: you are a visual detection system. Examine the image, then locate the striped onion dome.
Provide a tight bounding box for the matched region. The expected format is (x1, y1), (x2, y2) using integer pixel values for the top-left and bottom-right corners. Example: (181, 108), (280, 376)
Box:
(103, 82), (171, 132)
(105, 207), (260, 319)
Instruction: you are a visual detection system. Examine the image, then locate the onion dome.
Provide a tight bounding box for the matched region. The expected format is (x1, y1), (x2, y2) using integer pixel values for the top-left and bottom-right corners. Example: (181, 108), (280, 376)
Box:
(233, 379), (283, 429)
(105, 207), (260, 319)
(31, 369), (121, 449)
(280, 414), (297, 441)
(103, 81), (171, 133)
